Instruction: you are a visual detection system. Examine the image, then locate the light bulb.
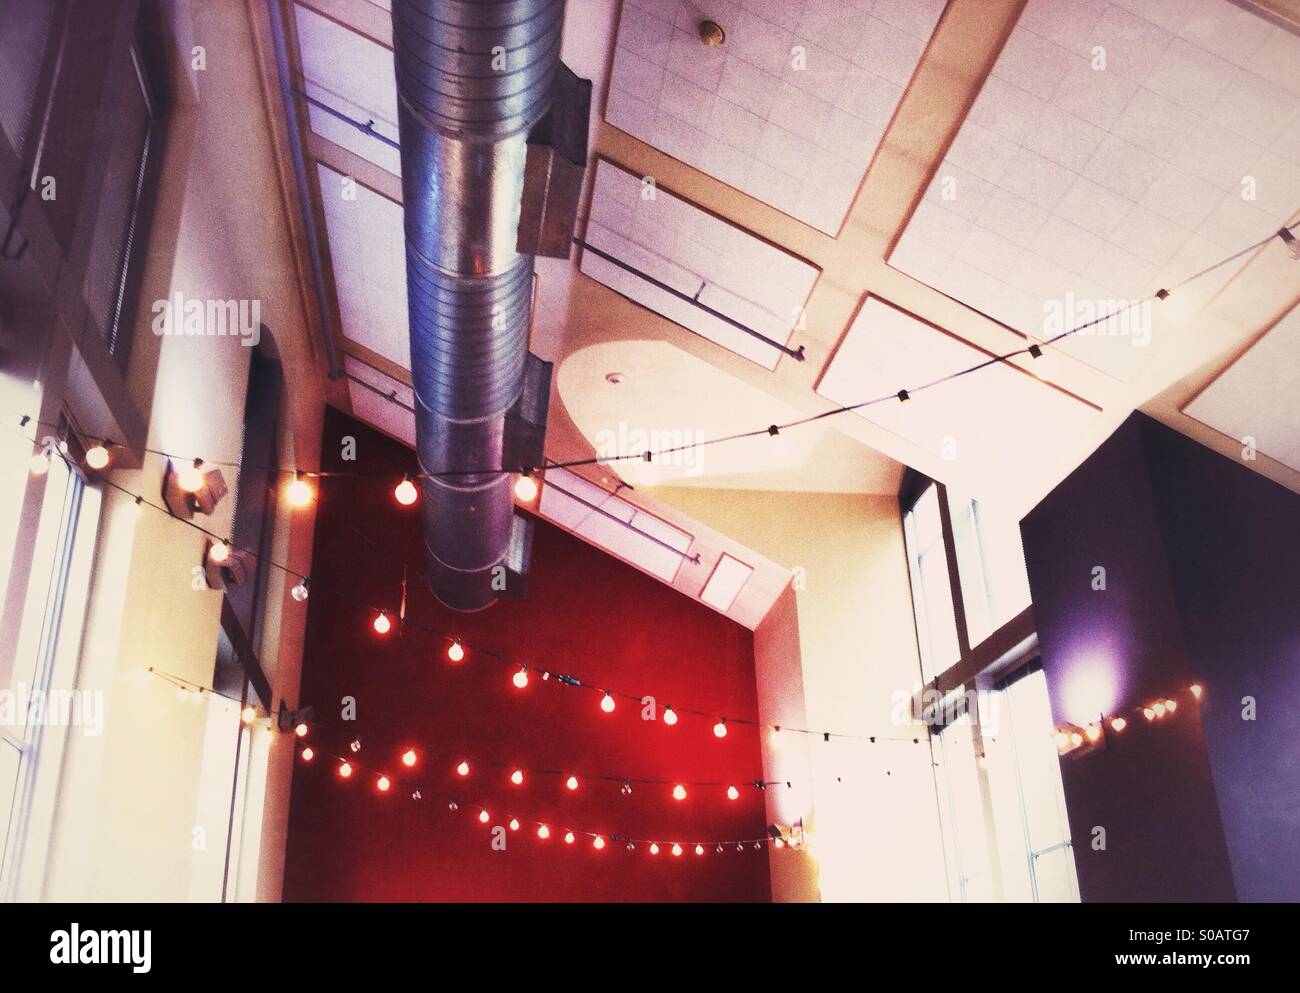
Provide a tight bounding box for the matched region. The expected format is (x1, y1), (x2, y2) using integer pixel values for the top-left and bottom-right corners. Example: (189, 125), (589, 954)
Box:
(1054, 731), (1071, 749)
(672, 843), (683, 857)
(566, 775), (579, 791)
(456, 760), (470, 777)
(350, 738), (362, 753)
(600, 692), (616, 714)
(447, 641), (465, 663)
(479, 810), (490, 824)
(592, 835), (605, 850)
(85, 443), (111, 470)
(514, 474), (538, 502)
(178, 460), (204, 492)
(512, 667), (528, 688)
(1143, 707), (1155, 721)
(1069, 732), (1083, 747)
(649, 843), (660, 855)
(1111, 717), (1127, 732)
(209, 540), (231, 564)
(295, 722), (309, 737)
(29, 450), (50, 476)
(773, 837), (784, 849)
(620, 782), (632, 796)
(377, 775), (390, 792)
(663, 706), (678, 726)
(509, 818), (520, 831)
(1190, 684), (1203, 700)
(726, 785), (740, 800)
(301, 747), (314, 762)
(291, 578), (310, 601)
(695, 844), (704, 855)
(241, 705), (256, 724)
(338, 761), (352, 778)
(394, 476), (418, 506)
(286, 474), (313, 507)
(402, 749), (417, 767)
(1153, 702), (1166, 718)
(537, 824), (550, 840)
(564, 831), (575, 845)
(511, 769), (524, 785)
(672, 784), (687, 801)
(373, 611), (391, 635)
(1164, 699), (1177, 713)
(1085, 724), (1102, 742)
(713, 719), (728, 738)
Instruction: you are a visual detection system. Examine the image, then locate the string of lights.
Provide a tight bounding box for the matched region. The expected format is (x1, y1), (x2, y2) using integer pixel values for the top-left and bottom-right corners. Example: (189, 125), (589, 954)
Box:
(1052, 682), (1206, 756)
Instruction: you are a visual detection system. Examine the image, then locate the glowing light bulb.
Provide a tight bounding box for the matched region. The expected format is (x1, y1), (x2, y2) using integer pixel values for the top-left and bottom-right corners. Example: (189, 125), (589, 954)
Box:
(509, 818), (520, 832)
(512, 667), (528, 689)
(773, 837), (784, 849)
(394, 476), (418, 506)
(402, 749), (417, 767)
(1054, 731), (1071, 749)
(377, 775), (390, 792)
(295, 722), (309, 738)
(209, 540), (231, 564)
(1069, 732), (1083, 747)
(713, 719), (728, 738)
(511, 769), (524, 785)
(456, 760), (470, 777)
(1153, 702), (1166, 718)
(286, 473), (313, 507)
(1085, 724), (1102, 743)
(671, 843), (683, 857)
(291, 578), (310, 601)
(1143, 707), (1156, 721)
(564, 831), (575, 845)
(178, 460), (204, 492)
(592, 835), (605, 850)
(338, 761), (352, 779)
(600, 692), (616, 714)
(301, 747), (314, 762)
(514, 474), (538, 502)
(672, 784), (687, 801)
(241, 705), (256, 724)
(350, 738), (362, 753)
(85, 443), (110, 470)
(447, 641), (465, 663)
(479, 810), (490, 824)
(537, 824), (550, 840)
(373, 611), (391, 635)
(1164, 699), (1177, 713)
(566, 775), (579, 791)
(1190, 684), (1203, 700)
(29, 450), (50, 476)
(663, 706), (678, 726)
(727, 785), (740, 800)
(1111, 717), (1127, 732)
(695, 844), (704, 856)
(649, 843), (660, 855)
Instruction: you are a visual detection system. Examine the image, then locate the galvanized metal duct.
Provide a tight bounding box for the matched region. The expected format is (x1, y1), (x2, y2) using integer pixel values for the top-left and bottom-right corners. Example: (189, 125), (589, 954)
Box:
(393, 0), (564, 611)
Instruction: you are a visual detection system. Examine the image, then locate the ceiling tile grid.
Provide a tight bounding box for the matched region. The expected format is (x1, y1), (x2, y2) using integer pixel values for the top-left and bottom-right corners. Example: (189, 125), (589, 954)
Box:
(607, 0), (947, 234)
(581, 159), (819, 369)
(888, 0), (1300, 382)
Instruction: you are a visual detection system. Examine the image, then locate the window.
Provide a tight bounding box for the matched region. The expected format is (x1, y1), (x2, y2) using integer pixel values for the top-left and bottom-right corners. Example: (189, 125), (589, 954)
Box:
(946, 488), (1032, 646)
(903, 484), (960, 682)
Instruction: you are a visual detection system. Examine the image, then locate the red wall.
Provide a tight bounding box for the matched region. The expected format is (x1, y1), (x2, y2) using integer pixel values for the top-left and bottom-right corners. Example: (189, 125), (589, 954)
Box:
(283, 408), (771, 901)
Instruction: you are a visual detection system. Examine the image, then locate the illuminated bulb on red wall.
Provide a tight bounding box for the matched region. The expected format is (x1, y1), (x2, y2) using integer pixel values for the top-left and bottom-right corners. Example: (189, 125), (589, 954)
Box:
(285, 472), (313, 507)
(565, 775), (579, 791)
(401, 749), (417, 768)
(1111, 717), (1127, 732)
(649, 843), (659, 855)
(514, 473), (538, 502)
(1164, 699), (1177, 713)
(663, 706), (678, 726)
(1152, 702), (1166, 718)
(537, 824), (550, 840)
(511, 769), (524, 785)
(672, 784), (687, 800)
(456, 760), (470, 777)
(447, 640), (465, 663)
(512, 666), (529, 689)
(478, 810), (490, 824)
(1143, 707), (1156, 721)
(592, 836), (605, 850)
(564, 831), (575, 845)
(1190, 684), (1203, 700)
(509, 818), (520, 831)
(695, 844), (704, 855)
(1085, 724), (1102, 743)
(671, 843), (683, 857)
(373, 611), (391, 635)
(241, 705), (256, 725)
(713, 719), (728, 738)
(726, 785), (740, 800)
(377, 775), (390, 792)
(295, 722), (309, 738)
(85, 443), (111, 470)
(300, 747), (314, 762)
(394, 476), (418, 506)
(600, 692), (616, 713)
(773, 837), (784, 849)
(338, 761), (352, 779)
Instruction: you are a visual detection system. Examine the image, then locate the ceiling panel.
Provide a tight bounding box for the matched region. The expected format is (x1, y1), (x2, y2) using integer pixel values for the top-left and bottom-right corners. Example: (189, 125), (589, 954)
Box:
(317, 162), (409, 367)
(817, 297), (1098, 488)
(294, 3), (400, 175)
(581, 159), (819, 369)
(888, 0), (1300, 382)
(606, 0), (947, 234)
(700, 553), (753, 611)
(344, 355), (415, 447)
(1184, 301), (1300, 472)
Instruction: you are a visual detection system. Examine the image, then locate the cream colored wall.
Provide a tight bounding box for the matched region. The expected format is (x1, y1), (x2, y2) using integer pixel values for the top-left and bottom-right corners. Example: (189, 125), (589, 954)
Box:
(655, 488), (950, 902)
(31, 0), (323, 902)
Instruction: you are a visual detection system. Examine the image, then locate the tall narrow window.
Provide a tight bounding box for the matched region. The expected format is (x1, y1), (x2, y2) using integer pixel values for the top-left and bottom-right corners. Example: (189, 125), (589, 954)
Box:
(902, 483), (960, 682)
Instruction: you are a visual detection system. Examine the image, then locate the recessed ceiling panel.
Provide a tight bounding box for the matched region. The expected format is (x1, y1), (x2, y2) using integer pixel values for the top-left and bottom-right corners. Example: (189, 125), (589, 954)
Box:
(294, 3), (400, 175)
(581, 160), (819, 369)
(700, 553), (753, 611)
(1184, 302), (1300, 472)
(817, 297), (1097, 486)
(606, 0), (947, 234)
(888, 0), (1300, 381)
(317, 163), (409, 367)
(344, 355), (415, 447)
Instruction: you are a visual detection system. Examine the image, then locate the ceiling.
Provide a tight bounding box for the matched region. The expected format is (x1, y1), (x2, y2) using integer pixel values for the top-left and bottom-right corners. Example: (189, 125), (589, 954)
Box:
(262, 0), (1300, 626)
